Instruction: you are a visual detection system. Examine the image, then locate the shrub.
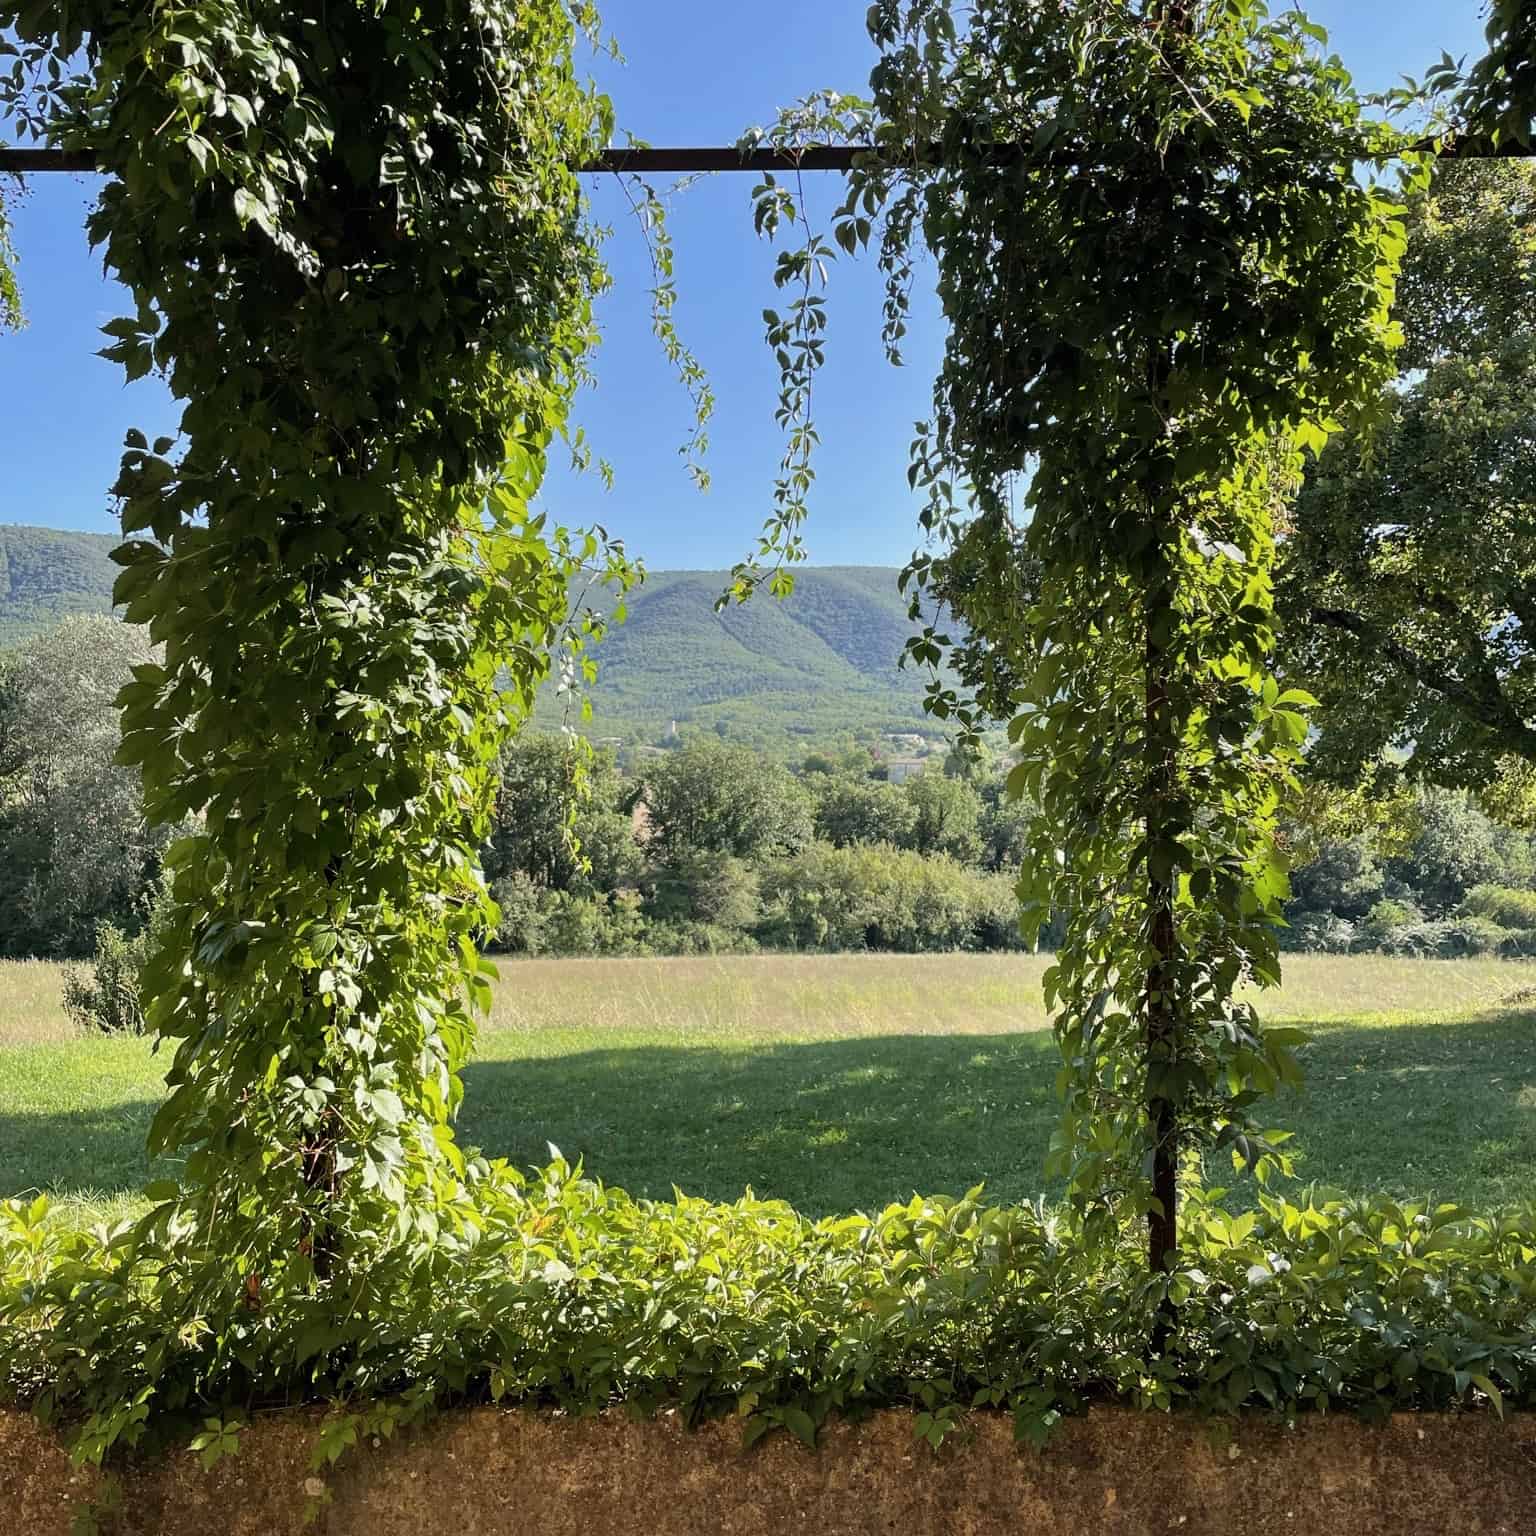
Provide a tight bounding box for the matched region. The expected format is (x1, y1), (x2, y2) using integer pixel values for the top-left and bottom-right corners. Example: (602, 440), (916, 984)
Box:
(643, 920), (759, 957)
(1386, 789), (1505, 914)
(756, 842), (1023, 953)
(1362, 916), (1505, 958)
(490, 873), (551, 955)
(1280, 911), (1357, 953)
(4, 1164), (1533, 1454)
(1463, 883), (1536, 930)
(645, 851), (760, 930)
(1371, 919), (1443, 956)
(490, 882), (652, 958)
(1360, 897), (1421, 936)
(1288, 836), (1384, 922)
(1432, 915), (1507, 957)
(60, 919), (151, 1035)
(541, 892), (650, 958)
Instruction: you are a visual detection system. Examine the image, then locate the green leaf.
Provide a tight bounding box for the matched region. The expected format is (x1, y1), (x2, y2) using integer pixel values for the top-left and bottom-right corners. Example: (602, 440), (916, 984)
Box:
(781, 1408), (817, 1448)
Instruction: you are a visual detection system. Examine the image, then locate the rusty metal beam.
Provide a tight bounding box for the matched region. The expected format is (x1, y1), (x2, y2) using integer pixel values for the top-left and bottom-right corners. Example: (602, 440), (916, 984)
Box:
(0, 147), (99, 172)
(1, 135), (1528, 179)
(0, 144), (880, 176)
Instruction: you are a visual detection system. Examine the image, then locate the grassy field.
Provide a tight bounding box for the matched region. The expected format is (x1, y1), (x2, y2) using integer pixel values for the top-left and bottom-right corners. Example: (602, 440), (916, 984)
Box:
(1, 952), (1533, 1225)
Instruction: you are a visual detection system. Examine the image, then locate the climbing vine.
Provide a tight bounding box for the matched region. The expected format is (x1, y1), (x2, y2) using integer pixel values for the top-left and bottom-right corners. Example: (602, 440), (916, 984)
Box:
(747, 0), (1423, 1272)
(1460, 0), (1536, 151)
(0, 188), (20, 331)
(0, 0), (634, 1458)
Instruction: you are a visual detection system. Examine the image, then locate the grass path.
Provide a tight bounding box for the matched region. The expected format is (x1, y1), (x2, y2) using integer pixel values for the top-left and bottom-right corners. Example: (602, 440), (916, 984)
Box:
(1, 953), (1533, 1222)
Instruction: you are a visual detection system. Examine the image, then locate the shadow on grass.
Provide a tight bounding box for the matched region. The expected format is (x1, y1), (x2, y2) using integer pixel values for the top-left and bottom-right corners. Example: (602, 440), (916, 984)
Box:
(459, 1031), (1063, 1215)
(0, 1012), (1531, 1215)
(0, 1101), (181, 1205)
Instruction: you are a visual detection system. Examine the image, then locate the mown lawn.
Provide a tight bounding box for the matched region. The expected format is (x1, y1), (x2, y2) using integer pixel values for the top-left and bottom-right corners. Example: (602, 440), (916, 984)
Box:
(1, 952), (1533, 1224)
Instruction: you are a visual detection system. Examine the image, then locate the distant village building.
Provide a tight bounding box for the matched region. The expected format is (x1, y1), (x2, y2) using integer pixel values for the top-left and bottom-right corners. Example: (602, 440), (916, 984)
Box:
(885, 758), (926, 785)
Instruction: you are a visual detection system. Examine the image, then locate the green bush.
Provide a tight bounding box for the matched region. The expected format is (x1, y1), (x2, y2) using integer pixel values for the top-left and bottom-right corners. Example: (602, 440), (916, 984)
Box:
(490, 883), (651, 958)
(541, 892), (651, 958)
(1463, 883), (1536, 930)
(490, 872), (550, 955)
(643, 920), (760, 957)
(1364, 916), (1506, 958)
(645, 851), (760, 930)
(59, 919), (151, 1035)
(1432, 915), (1507, 957)
(755, 842), (1023, 953)
(1360, 897), (1422, 941)
(1279, 910), (1357, 953)
(4, 1163), (1533, 1455)
(57, 875), (176, 1034)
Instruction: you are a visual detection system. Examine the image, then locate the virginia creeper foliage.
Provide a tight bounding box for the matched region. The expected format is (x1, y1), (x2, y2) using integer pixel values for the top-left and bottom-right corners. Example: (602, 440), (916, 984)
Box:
(0, 0), (1529, 1472)
(0, 0), (632, 1456)
(748, 0), (1422, 1267)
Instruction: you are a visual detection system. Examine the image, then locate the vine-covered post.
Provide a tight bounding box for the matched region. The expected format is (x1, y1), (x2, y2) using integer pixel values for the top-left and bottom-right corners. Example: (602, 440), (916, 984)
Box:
(751, 0), (1423, 1296)
(1142, 529), (1181, 1277)
(0, 0), (634, 1454)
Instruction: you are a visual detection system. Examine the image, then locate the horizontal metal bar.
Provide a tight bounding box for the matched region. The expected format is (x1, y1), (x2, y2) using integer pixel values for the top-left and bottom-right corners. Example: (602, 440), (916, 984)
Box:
(1, 135), (1526, 179)
(589, 144), (878, 172)
(0, 144), (880, 176)
(0, 147), (99, 172)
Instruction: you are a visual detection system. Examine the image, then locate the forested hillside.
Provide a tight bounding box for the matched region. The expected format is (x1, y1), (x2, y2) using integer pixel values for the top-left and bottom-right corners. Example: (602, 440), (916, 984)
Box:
(0, 527), (941, 748)
(0, 526), (118, 646)
(543, 566), (941, 748)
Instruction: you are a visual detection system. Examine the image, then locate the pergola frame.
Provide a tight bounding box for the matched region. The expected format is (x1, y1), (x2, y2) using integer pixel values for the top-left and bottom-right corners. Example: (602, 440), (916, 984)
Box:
(0, 136), (1529, 179)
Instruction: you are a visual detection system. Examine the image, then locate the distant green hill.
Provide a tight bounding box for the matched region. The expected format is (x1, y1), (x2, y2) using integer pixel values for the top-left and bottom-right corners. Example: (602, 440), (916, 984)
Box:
(0, 525), (940, 749)
(0, 525), (119, 647)
(543, 566), (943, 750)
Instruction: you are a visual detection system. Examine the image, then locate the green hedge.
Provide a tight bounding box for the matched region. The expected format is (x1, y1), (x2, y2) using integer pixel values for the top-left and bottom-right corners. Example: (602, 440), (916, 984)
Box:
(4, 1162), (1532, 1460)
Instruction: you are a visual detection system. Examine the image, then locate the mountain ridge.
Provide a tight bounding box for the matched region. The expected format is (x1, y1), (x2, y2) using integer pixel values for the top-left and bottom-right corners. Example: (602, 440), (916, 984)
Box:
(0, 525), (939, 750)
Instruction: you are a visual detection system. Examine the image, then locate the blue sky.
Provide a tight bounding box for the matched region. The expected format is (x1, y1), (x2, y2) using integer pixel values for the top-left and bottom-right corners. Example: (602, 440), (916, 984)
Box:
(0, 2), (1492, 570)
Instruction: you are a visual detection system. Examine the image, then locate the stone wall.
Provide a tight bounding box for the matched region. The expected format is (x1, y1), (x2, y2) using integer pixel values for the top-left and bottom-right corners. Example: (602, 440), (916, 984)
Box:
(3, 1406), (1533, 1535)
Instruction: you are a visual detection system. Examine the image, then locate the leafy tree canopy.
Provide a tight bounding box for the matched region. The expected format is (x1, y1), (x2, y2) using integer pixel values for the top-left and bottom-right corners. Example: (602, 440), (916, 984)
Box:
(0, 615), (166, 956)
(1279, 160), (1536, 805)
(483, 734), (639, 896)
(905, 772), (983, 863)
(812, 774), (919, 849)
(639, 737), (813, 861)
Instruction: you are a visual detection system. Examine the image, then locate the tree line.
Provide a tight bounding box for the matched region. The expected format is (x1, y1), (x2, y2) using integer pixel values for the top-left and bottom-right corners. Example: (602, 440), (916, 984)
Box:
(7, 616), (1536, 974)
(483, 734), (1031, 958)
(4, 156), (1535, 972)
